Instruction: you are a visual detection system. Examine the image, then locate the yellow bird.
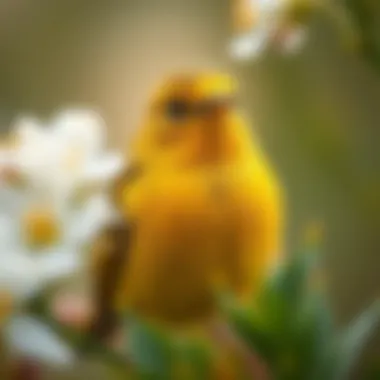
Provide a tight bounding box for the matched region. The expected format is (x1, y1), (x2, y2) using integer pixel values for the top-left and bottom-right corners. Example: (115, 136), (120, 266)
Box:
(90, 72), (284, 337)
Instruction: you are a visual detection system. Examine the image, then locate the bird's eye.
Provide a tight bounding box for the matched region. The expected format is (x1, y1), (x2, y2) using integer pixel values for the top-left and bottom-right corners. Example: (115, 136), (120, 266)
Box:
(165, 99), (190, 121)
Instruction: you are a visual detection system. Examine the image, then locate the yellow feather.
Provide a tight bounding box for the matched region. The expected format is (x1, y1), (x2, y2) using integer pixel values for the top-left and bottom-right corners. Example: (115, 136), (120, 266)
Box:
(113, 72), (284, 326)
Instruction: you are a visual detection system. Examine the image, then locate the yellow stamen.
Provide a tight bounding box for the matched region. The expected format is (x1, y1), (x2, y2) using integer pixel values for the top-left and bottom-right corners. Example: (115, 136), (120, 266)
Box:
(22, 206), (61, 248)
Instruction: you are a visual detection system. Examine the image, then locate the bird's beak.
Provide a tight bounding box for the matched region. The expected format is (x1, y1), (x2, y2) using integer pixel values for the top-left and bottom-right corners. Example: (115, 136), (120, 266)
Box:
(213, 99), (230, 118)
(199, 96), (233, 119)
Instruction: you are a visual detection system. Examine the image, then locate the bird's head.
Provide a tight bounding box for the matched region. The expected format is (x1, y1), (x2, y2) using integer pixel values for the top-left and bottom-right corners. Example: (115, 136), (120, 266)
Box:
(152, 72), (237, 126)
(133, 72), (251, 168)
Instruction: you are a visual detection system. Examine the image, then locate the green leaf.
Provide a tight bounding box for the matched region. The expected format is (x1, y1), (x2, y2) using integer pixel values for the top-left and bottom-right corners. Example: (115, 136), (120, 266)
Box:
(252, 249), (320, 349)
(265, 295), (333, 380)
(259, 246), (319, 311)
(127, 317), (174, 379)
(334, 300), (380, 380)
(174, 338), (212, 380)
(226, 303), (276, 361)
(298, 296), (335, 380)
(223, 244), (328, 379)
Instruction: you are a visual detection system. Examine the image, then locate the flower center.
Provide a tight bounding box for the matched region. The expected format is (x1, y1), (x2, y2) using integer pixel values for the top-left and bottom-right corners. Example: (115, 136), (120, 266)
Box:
(22, 206), (61, 248)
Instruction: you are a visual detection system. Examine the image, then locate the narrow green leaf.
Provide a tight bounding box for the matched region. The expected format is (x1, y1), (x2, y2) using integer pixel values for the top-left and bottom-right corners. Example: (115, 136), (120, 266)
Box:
(298, 296), (335, 380)
(334, 300), (380, 380)
(175, 338), (212, 380)
(127, 318), (174, 379)
(258, 246), (319, 313)
(227, 305), (276, 361)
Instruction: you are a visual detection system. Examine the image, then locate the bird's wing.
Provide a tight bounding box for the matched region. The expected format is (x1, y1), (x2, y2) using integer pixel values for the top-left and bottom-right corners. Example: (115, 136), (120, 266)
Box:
(89, 221), (132, 342)
(110, 162), (144, 211)
(88, 163), (143, 343)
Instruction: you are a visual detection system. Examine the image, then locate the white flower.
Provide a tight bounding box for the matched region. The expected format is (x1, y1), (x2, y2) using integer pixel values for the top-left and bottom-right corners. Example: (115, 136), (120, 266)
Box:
(11, 109), (124, 202)
(0, 108), (125, 298)
(0, 193), (117, 298)
(0, 108), (126, 366)
(0, 192), (118, 366)
(229, 0), (316, 60)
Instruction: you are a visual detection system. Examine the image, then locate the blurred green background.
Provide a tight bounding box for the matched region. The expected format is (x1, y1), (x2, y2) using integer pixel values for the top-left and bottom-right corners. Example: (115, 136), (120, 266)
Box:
(0, 0), (379, 369)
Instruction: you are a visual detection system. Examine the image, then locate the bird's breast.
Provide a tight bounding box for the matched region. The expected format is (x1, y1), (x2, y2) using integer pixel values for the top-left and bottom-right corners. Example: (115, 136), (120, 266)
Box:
(117, 168), (269, 323)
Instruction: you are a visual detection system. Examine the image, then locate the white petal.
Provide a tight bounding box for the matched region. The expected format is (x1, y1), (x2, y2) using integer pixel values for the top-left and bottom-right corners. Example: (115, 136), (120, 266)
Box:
(0, 247), (79, 302)
(81, 153), (125, 184)
(0, 187), (23, 217)
(53, 109), (106, 157)
(13, 117), (43, 144)
(0, 149), (16, 168)
(0, 214), (19, 252)
(13, 126), (59, 189)
(0, 252), (41, 300)
(68, 195), (116, 244)
(229, 29), (269, 60)
(4, 316), (74, 366)
(256, 0), (282, 14)
(34, 248), (81, 284)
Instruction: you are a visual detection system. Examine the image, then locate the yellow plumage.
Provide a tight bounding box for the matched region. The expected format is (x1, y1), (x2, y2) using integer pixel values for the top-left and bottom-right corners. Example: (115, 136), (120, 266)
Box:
(106, 72), (284, 327)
